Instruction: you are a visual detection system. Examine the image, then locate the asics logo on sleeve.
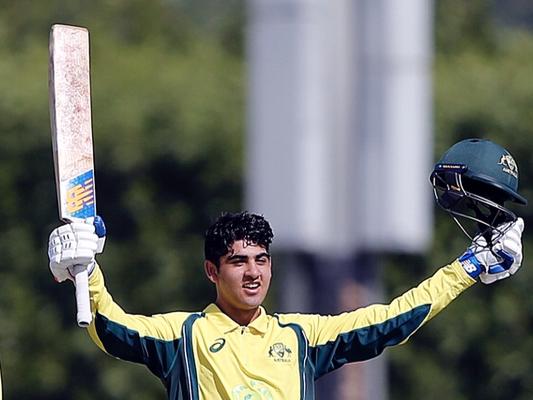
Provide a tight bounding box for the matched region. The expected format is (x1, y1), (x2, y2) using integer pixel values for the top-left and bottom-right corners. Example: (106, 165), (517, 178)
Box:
(209, 338), (226, 353)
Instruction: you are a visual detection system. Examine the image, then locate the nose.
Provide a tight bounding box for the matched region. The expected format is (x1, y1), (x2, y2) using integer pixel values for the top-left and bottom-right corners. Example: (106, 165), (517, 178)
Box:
(245, 261), (261, 278)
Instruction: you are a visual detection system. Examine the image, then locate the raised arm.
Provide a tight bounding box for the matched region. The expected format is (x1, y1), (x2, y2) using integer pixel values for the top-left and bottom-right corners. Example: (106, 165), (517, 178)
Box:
(280, 218), (524, 378)
(47, 218), (191, 380)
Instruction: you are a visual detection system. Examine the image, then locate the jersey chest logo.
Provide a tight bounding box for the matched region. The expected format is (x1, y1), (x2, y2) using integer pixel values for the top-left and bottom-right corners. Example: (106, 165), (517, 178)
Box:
(268, 342), (292, 362)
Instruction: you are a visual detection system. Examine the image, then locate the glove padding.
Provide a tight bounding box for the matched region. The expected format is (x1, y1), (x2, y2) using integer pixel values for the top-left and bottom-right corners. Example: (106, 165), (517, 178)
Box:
(459, 217), (524, 284)
(48, 216), (106, 283)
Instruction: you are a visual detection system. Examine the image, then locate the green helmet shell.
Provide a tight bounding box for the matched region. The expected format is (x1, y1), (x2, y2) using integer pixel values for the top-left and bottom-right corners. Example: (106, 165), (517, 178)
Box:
(435, 138), (527, 205)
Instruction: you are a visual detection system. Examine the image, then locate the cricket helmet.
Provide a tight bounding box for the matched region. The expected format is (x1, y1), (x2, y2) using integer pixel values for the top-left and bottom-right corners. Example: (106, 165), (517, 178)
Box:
(430, 138), (527, 245)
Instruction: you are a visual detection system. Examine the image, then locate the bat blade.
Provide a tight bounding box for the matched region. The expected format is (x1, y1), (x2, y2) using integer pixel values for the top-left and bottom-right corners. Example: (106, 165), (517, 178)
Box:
(49, 24), (96, 222)
(49, 24), (95, 328)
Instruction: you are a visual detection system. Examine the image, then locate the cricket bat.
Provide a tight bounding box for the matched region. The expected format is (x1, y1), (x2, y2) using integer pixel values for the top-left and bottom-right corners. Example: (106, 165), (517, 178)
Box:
(49, 24), (96, 327)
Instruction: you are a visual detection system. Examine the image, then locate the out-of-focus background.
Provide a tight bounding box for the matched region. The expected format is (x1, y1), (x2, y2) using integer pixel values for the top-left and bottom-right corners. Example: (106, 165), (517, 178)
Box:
(1, 1), (533, 399)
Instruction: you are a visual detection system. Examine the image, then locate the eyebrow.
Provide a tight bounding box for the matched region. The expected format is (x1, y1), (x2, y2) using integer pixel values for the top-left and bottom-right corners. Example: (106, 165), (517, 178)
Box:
(226, 252), (271, 261)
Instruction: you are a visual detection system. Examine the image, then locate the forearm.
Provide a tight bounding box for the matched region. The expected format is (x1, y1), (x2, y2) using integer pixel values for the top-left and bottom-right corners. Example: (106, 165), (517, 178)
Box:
(88, 263), (129, 324)
(341, 260), (476, 349)
(389, 260), (476, 327)
(311, 260), (476, 342)
(87, 263), (132, 355)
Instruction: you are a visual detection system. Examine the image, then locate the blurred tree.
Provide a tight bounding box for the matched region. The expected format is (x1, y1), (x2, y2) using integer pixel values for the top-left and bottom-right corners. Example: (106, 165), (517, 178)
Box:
(0, 0), (245, 398)
(386, 2), (533, 400)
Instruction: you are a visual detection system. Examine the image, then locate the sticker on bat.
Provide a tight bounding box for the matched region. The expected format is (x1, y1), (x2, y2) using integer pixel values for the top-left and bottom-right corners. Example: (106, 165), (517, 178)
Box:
(64, 169), (95, 218)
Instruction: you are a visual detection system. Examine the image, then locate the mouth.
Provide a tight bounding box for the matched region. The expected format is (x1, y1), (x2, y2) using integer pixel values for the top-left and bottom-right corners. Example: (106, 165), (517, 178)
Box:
(242, 282), (261, 292)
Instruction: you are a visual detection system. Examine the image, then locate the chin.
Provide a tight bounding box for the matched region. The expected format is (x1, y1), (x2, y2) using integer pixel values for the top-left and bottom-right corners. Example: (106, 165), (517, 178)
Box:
(240, 298), (265, 310)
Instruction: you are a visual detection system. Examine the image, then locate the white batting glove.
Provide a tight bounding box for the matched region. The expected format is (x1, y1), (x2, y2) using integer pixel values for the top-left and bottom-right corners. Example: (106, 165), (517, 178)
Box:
(48, 217), (106, 283)
(459, 218), (524, 284)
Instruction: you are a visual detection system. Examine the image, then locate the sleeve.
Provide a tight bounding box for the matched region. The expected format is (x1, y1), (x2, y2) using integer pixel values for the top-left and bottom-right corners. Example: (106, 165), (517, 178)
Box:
(278, 260), (475, 378)
(87, 264), (190, 379)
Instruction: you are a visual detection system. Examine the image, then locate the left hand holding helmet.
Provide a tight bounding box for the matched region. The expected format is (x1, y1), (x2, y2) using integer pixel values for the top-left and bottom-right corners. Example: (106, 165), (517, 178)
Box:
(459, 217), (524, 284)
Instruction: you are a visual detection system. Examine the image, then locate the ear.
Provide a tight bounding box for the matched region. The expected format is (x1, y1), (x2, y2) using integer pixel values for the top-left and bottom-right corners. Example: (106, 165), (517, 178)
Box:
(204, 260), (218, 284)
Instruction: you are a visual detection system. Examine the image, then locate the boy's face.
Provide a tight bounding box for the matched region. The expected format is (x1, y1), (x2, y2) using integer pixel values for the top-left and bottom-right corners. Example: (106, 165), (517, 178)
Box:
(205, 240), (272, 322)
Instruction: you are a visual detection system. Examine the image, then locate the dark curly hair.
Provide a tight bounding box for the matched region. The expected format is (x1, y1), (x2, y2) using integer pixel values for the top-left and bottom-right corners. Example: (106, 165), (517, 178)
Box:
(204, 212), (274, 266)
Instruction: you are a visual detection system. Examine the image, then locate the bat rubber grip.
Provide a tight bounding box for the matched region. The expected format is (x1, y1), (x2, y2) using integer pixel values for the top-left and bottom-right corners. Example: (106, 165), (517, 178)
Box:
(73, 264), (92, 327)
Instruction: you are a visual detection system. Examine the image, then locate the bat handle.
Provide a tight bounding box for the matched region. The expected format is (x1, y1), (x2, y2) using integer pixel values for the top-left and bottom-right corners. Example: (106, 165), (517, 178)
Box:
(72, 264), (92, 327)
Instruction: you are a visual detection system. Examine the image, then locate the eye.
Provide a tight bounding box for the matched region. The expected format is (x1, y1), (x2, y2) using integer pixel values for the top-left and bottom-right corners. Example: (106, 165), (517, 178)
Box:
(230, 258), (246, 266)
(256, 255), (269, 265)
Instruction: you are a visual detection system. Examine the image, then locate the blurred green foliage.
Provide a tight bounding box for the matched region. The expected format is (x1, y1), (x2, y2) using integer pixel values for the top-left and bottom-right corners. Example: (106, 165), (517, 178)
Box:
(1, 0), (533, 399)
(0, 1), (245, 399)
(386, 2), (533, 400)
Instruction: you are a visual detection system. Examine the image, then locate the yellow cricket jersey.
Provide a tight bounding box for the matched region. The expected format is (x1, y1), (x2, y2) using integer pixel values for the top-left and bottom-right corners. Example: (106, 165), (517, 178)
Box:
(88, 260), (475, 400)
